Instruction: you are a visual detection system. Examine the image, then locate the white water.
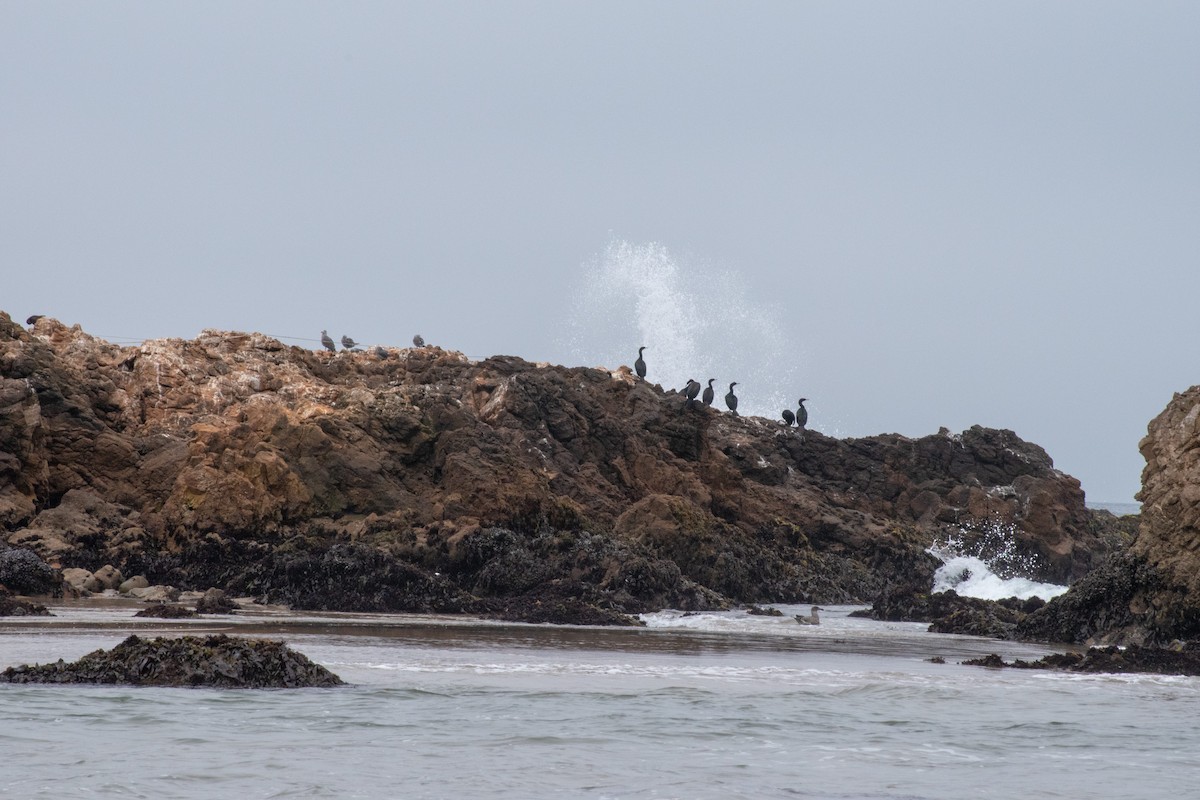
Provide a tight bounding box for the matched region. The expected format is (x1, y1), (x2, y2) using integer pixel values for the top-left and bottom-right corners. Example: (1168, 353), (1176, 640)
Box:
(928, 521), (1068, 601)
(568, 239), (801, 421)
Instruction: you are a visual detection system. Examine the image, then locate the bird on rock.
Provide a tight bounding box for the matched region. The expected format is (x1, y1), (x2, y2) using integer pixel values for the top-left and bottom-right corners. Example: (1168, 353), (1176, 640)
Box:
(341, 335), (359, 351)
(725, 382), (739, 415)
(684, 379), (701, 409)
(413, 334), (425, 347)
(320, 330), (336, 352)
(26, 315), (44, 326)
(634, 346), (647, 380)
(781, 409), (795, 427)
(374, 346), (388, 359)
(702, 379), (715, 406)
(796, 398), (809, 429)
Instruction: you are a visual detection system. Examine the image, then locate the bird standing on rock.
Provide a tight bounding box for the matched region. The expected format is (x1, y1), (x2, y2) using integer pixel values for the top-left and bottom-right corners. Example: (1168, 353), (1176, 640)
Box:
(413, 334), (425, 347)
(725, 382), (739, 415)
(320, 330), (336, 352)
(702, 379), (715, 406)
(374, 346), (388, 359)
(634, 346), (647, 380)
(796, 398), (808, 429)
(341, 335), (359, 351)
(684, 379), (701, 409)
(781, 409), (795, 427)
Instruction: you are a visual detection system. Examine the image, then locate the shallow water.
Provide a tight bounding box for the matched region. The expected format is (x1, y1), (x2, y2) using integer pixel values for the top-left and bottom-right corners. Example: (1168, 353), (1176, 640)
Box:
(2, 603), (1196, 799)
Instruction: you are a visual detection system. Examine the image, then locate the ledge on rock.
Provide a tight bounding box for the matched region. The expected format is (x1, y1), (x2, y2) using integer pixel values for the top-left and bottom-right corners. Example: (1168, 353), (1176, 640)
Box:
(0, 634), (343, 688)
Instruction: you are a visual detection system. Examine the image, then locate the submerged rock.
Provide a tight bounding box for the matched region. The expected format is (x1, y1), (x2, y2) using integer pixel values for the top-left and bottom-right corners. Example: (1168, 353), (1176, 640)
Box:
(0, 634), (343, 688)
(133, 603), (197, 619)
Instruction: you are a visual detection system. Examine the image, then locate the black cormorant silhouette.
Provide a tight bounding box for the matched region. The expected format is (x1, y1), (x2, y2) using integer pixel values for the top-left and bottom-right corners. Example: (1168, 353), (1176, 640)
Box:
(684, 379), (701, 409)
(320, 330), (336, 352)
(341, 335), (359, 351)
(781, 409), (795, 427)
(634, 346), (647, 379)
(413, 334), (425, 347)
(725, 382), (739, 415)
(796, 398), (808, 429)
(702, 379), (715, 406)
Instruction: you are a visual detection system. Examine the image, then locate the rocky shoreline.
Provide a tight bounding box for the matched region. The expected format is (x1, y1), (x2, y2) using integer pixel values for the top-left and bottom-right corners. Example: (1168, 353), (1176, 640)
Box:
(4, 311), (1200, 674)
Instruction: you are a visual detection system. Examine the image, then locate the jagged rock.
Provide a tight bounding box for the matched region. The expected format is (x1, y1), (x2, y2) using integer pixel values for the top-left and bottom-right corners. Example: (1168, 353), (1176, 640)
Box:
(0, 311), (1112, 620)
(851, 587), (1038, 639)
(964, 644), (1200, 676)
(0, 634), (343, 687)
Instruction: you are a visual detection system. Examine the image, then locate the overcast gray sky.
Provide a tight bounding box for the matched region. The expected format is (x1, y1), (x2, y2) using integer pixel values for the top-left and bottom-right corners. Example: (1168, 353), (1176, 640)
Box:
(4, 2), (1198, 504)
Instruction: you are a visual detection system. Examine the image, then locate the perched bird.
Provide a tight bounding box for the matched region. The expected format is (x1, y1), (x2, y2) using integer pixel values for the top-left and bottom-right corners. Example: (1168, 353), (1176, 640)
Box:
(725, 382), (739, 415)
(25, 315), (43, 326)
(374, 346), (388, 359)
(796, 398), (808, 429)
(413, 334), (425, 347)
(795, 606), (823, 625)
(320, 330), (336, 352)
(702, 378), (715, 406)
(684, 379), (701, 409)
(634, 346), (647, 380)
(341, 335), (359, 351)
(781, 409), (795, 427)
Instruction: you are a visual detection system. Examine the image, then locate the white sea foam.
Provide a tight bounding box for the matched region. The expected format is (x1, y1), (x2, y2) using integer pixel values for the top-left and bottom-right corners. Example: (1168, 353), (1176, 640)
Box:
(929, 520), (1068, 601)
(568, 239), (801, 421)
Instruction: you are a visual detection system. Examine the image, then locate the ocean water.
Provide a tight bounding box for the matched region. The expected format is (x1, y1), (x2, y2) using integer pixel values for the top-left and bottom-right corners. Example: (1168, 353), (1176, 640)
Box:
(2, 603), (1197, 800)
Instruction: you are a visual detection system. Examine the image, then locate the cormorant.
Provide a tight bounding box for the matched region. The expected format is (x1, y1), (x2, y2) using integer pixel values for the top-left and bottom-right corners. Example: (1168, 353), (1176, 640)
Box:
(724, 382), (739, 415)
(341, 335), (359, 351)
(634, 346), (647, 380)
(413, 334), (425, 347)
(795, 606), (823, 625)
(320, 330), (336, 352)
(796, 398), (808, 429)
(25, 315), (43, 326)
(781, 409), (795, 427)
(702, 379), (715, 406)
(684, 379), (701, 409)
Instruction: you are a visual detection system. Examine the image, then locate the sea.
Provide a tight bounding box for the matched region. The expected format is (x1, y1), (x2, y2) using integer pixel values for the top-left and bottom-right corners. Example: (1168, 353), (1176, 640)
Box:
(3, 577), (1196, 800)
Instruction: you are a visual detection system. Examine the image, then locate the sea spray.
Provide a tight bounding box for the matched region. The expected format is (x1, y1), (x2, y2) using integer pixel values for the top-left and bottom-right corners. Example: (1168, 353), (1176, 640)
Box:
(929, 518), (1068, 601)
(567, 239), (800, 421)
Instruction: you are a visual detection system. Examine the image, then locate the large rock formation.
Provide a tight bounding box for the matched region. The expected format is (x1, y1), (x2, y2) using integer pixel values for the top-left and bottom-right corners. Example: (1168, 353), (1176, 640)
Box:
(1021, 386), (1200, 644)
(0, 312), (1110, 620)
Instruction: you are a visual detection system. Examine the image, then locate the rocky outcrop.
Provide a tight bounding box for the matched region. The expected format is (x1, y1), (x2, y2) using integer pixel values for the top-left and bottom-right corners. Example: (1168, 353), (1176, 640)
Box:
(1021, 386), (1200, 645)
(0, 634), (341, 687)
(964, 643), (1200, 676)
(0, 586), (51, 617)
(852, 587), (1044, 639)
(0, 312), (1110, 621)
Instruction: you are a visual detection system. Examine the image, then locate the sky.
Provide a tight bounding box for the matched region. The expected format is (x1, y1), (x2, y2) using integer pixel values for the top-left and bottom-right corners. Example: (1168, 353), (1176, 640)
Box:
(3, 1), (1198, 505)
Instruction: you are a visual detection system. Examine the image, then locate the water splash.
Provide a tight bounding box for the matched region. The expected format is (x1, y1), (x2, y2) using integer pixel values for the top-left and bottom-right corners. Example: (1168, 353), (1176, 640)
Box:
(928, 518), (1068, 602)
(567, 239), (800, 420)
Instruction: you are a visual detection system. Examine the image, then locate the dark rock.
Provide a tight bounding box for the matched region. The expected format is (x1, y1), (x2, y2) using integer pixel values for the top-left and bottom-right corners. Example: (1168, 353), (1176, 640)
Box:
(195, 587), (239, 614)
(746, 605), (784, 617)
(963, 645), (1200, 676)
(133, 603), (197, 619)
(0, 545), (59, 595)
(852, 587), (1026, 639)
(0, 586), (51, 617)
(0, 634), (343, 687)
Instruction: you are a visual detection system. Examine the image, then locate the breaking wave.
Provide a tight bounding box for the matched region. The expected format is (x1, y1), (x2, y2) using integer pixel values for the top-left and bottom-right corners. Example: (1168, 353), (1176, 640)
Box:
(929, 519), (1068, 601)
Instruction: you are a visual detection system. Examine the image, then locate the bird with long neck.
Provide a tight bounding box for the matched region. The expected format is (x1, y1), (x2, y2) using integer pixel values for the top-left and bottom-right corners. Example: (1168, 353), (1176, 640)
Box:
(634, 346), (647, 380)
(725, 382), (739, 416)
(796, 398), (808, 429)
(702, 379), (715, 406)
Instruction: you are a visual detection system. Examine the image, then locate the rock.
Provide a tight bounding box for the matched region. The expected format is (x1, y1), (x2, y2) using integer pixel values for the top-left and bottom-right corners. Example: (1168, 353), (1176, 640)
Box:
(963, 644), (1200, 676)
(0, 311), (1113, 621)
(61, 567), (95, 595)
(118, 575), (150, 594)
(129, 585), (181, 603)
(194, 588), (239, 614)
(0, 586), (52, 617)
(747, 605), (784, 617)
(0, 634), (344, 687)
(0, 545), (59, 594)
(133, 603), (197, 619)
(92, 564), (123, 590)
(851, 587), (1027, 639)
